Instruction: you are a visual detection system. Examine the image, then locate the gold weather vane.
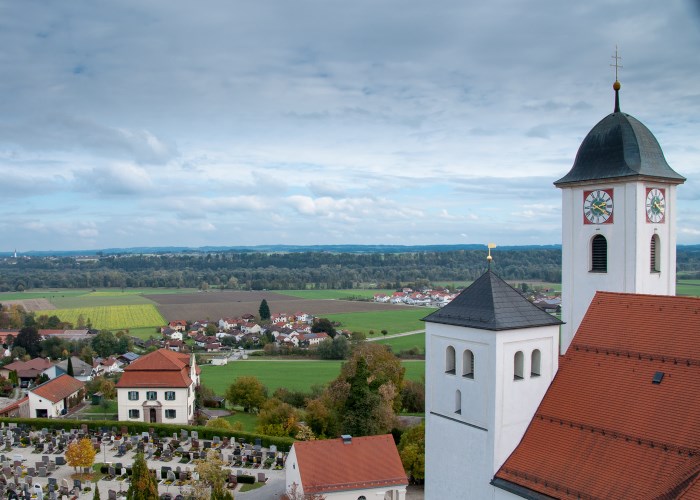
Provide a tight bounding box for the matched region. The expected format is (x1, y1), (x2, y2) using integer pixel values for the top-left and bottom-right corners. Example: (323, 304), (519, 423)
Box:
(487, 243), (496, 270)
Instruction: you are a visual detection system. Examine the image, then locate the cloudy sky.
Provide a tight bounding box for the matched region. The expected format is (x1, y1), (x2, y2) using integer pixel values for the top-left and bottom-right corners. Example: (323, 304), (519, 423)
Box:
(2, 1), (700, 251)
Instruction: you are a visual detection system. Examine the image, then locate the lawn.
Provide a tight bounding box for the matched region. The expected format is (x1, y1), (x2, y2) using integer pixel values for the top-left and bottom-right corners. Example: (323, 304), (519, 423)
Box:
(375, 333), (426, 355)
(35, 304), (166, 330)
(128, 326), (163, 340)
(200, 359), (425, 396)
(222, 412), (259, 432)
(324, 308), (434, 337)
(277, 289), (395, 300)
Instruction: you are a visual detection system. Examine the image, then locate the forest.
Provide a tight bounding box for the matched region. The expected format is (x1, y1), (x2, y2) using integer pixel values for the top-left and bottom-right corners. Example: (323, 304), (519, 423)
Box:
(1, 245), (699, 291)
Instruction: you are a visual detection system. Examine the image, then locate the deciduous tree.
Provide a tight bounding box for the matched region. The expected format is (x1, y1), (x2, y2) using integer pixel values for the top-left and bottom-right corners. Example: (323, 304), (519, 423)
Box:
(311, 318), (337, 338)
(15, 326), (41, 357)
(398, 421), (425, 483)
(225, 376), (268, 413)
(65, 438), (96, 474)
(193, 450), (234, 500)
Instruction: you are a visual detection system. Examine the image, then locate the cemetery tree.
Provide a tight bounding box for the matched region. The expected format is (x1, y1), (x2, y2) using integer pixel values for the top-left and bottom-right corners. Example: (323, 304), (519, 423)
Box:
(127, 452), (159, 500)
(65, 437), (97, 475)
(193, 450), (234, 500)
(258, 299), (271, 321)
(225, 376), (268, 413)
(15, 325), (41, 357)
(93, 484), (101, 500)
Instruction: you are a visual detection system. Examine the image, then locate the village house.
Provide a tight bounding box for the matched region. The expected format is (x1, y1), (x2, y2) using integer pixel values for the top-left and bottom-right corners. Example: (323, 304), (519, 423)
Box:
(0, 358), (52, 388)
(116, 348), (199, 425)
(286, 434), (408, 499)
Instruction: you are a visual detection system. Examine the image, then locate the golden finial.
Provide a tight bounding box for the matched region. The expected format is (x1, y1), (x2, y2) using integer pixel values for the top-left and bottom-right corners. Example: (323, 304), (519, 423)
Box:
(487, 243), (496, 270)
(610, 46), (623, 112)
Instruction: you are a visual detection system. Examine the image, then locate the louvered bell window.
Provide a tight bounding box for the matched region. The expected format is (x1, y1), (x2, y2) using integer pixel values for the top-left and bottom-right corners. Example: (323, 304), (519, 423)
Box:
(650, 235), (660, 273)
(591, 235), (607, 272)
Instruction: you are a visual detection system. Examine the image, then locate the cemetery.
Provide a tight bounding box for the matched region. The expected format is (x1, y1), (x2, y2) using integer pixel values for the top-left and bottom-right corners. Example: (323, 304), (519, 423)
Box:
(0, 422), (288, 499)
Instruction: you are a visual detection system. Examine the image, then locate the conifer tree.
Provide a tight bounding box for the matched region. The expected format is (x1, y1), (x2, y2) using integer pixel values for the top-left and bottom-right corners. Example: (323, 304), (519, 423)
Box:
(67, 357), (74, 377)
(127, 452), (158, 500)
(258, 299), (271, 321)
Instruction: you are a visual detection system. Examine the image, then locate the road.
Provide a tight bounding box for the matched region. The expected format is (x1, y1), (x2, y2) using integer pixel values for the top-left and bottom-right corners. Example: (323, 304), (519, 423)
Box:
(366, 330), (425, 341)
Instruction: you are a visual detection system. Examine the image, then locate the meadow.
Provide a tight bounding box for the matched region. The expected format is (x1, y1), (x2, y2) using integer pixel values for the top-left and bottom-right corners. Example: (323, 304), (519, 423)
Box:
(324, 308), (435, 336)
(375, 332), (426, 355)
(35, 304), (165, 331)
(200, 359), (425, 395)
(676, 280), (700, 297)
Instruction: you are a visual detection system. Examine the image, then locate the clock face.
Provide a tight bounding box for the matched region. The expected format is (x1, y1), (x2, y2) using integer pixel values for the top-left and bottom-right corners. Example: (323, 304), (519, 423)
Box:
(646, 187), (666, 223)
(583, 189), (614, 224)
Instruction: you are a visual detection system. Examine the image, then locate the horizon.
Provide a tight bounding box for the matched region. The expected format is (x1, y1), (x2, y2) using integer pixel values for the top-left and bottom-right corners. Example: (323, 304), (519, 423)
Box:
(2, 1), (700, 251)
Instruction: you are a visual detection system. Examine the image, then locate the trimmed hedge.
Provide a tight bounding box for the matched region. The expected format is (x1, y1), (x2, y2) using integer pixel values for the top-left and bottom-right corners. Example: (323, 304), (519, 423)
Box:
(0, 417), (294, 452)
(236, 474), (256, 484)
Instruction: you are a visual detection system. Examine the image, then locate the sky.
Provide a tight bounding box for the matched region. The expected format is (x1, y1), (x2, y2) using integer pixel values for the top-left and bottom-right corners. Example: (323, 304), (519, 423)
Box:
(2, 1), (700, 252)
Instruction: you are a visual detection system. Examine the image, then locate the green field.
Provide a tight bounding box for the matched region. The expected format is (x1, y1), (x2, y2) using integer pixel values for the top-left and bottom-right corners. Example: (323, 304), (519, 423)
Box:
(677, 280), (700, 297)
(223, 412), (259, 432)
(278, 289), (395, 300)
(0, 290), (89, 301)
(324, 308), (434, 337)
(375, 332), (426, 354)
(128, 326), (163, 340)
(35, 304), (166, 330)
(0, 288), (197, 303)
(200, 359), (425, 396)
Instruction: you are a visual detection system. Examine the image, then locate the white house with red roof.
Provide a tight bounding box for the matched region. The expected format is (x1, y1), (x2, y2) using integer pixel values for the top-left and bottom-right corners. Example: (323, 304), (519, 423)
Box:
(28, 374), (85, 418)
(116, 348), (200, 425)
(286, 434), (408, 499)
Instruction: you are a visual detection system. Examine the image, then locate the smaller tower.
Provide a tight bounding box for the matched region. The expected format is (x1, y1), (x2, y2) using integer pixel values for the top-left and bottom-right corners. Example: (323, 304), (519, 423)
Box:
(423, 252), (562, 499)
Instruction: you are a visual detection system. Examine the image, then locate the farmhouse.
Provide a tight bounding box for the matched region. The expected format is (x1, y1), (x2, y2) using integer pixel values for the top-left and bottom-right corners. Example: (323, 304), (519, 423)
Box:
(116, 348), (199, 425)
(286, 434), (408, 499)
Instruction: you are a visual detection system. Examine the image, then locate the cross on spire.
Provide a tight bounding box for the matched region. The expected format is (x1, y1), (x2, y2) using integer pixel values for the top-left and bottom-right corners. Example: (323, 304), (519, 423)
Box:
(610, 45), (623, 82)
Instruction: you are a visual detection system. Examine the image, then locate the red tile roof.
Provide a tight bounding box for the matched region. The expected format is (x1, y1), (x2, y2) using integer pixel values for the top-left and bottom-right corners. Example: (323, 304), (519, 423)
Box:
(116, 348), (194, 389)
(31, 374), (84, 403)
(495, 292), (700, 499)
(293, 435), (407, 494)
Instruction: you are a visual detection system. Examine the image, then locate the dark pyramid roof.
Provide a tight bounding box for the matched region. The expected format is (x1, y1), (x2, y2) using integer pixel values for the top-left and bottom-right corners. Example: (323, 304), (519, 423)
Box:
(422, 270), (563, 331)
(555, 112), (685, 187)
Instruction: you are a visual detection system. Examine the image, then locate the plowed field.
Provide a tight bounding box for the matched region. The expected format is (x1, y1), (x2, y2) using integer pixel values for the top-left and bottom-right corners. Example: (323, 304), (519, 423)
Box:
(145, 291), (406, 322)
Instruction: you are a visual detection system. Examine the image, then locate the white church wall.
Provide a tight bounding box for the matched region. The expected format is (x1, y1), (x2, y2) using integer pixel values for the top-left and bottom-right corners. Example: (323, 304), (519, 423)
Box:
(494, 327), (558, 470)
(426, 411), (493, 500)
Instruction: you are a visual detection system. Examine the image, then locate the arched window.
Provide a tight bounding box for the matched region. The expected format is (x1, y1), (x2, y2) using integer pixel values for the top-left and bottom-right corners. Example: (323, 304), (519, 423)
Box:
(531, 349), (541, 377)
(445, 346), (456, 374)
(591, 234), (607, 272)
(650, 234), (660, 272)
(455, 390), (462, 414)
(514, 351), (524, 380)
(462, 350), (474, 379)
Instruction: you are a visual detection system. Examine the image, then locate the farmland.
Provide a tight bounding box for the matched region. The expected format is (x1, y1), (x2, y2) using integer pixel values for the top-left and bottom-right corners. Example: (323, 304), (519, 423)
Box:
(34, 304), (165, 331)
(277, 289), (395, 300)
(200, 359), (425, 395)
(324, 308), (435, 336)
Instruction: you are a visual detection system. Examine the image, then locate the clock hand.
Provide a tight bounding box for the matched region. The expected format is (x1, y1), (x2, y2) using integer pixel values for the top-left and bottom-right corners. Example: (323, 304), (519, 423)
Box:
(654, 201), (664, 211)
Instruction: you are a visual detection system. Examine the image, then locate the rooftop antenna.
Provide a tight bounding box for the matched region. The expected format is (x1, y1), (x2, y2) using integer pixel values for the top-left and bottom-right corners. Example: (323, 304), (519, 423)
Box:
(610, 45), (623, 113)
(487, 243), (496, 271)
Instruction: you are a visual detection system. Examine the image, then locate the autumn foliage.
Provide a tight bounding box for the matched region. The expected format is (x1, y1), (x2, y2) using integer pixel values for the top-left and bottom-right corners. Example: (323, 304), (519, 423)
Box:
(65, 438), (97, 473)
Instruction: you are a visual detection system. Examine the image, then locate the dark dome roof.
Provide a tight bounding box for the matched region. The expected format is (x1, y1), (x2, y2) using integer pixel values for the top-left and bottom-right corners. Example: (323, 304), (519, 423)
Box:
(555, 112), (685, 186)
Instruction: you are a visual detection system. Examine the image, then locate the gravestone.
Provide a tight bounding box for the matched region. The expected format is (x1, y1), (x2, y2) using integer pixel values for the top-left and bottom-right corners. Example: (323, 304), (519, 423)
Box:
(202, 441), (211, 450)
(191, 431), (198, 440)
(55, 456), (66, 466)
(257, 472), (266, 482)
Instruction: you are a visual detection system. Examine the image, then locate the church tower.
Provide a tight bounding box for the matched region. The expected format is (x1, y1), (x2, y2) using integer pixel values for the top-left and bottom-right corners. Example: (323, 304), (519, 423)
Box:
(555, 79), (685, 354)
(423, 268), (562, 499)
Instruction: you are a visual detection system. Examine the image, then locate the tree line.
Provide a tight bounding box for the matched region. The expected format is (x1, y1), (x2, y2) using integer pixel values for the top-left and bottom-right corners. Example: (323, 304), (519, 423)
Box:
(1, 248), (565, 291)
